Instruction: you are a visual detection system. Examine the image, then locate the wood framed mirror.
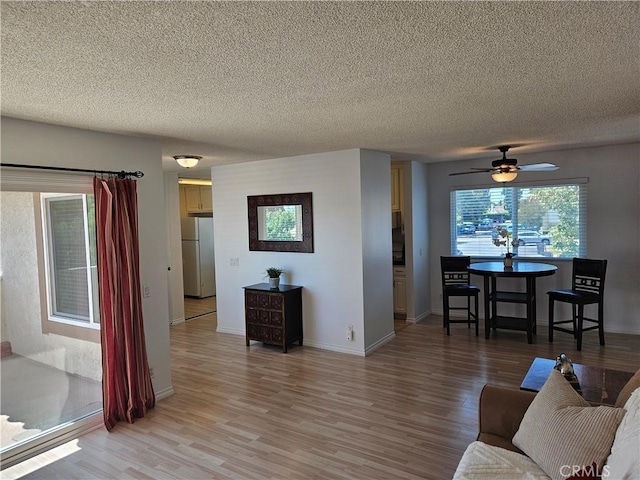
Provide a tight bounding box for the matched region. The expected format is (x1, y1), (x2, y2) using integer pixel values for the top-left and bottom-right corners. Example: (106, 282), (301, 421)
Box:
(248, 192), (314, 253)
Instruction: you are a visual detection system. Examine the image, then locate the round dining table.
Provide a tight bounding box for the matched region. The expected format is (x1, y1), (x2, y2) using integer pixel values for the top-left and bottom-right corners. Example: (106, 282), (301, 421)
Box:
(467, 261), (557, 343)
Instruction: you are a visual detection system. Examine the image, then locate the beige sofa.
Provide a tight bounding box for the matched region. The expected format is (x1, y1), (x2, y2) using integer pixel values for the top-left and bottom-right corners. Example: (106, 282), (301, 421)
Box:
(453, 369), (640, 480)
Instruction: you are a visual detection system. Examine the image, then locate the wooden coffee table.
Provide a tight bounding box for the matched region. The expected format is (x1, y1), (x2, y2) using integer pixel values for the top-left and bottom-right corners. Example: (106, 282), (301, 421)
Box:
(520, 357), (635, 406)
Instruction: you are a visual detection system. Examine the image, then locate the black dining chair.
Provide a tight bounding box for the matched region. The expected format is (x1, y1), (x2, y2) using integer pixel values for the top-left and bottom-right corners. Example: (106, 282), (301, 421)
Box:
(440, 256), (480, 336)
(548, 258), (607, 351)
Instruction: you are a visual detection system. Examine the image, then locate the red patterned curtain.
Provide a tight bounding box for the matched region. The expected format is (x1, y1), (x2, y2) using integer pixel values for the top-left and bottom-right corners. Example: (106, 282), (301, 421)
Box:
(93, 176), (155, 431)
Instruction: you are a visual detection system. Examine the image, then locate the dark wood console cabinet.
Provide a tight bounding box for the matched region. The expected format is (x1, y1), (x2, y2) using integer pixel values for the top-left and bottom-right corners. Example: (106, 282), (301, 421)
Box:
(243, 283), (303, 353)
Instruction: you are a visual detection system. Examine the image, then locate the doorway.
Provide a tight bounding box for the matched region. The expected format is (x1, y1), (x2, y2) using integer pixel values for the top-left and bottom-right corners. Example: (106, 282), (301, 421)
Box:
(178, 179), (216, 322)
(184, 296), (216, 321)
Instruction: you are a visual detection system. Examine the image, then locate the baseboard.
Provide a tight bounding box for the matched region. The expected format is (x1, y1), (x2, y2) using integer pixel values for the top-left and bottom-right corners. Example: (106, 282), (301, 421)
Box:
(303, 340), (365, 356)
(431, 308), (474, 318)
(411, 310), (431, 323)
(364, 331), (396, 356)
(216, 326), (245, 336)
(218, 328), (401, 356)
(170, 317), (185, 326)
(155, 386), (175, 401)
(303, 331), (397, 357)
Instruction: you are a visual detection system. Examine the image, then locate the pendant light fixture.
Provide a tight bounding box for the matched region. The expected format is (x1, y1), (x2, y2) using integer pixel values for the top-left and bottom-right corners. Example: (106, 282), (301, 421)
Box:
(174, 155), (202, 168)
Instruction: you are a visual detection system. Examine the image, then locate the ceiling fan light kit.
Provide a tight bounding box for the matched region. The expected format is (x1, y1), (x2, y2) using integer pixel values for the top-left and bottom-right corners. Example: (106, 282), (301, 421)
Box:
(449, 145), (558, 182)
(491, 171), (518, 183)
(174, 155), (202, 168)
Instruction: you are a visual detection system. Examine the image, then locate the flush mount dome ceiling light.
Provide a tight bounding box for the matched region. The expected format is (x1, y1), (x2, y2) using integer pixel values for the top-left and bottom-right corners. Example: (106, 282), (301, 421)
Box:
(491, 170), (518, 183)
(173, 155), (202, 168)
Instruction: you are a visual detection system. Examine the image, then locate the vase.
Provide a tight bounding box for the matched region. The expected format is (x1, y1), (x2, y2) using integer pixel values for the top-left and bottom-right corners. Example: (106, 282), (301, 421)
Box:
(504, 257), (513, 268)
(268, 277), (280, 289)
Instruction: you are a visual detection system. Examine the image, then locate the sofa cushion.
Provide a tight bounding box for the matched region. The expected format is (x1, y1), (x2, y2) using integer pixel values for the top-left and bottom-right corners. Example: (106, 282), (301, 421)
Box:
(477, 384), (537, 451)
(453, 441), (550, 480)
(512, 370), (625, 480)
(614, 369), (640, 408)
(604, 387), (639, 480)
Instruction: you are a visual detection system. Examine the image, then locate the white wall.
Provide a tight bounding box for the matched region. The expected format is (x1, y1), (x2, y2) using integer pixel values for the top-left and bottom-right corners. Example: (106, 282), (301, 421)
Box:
(164, 172), (186, 325)
(1, 117), (174, 397)
(212, 149), (394, 355)
(428, 143), (640, 335)
(405, 161), (430, 322)
(360, 150), (395, 352)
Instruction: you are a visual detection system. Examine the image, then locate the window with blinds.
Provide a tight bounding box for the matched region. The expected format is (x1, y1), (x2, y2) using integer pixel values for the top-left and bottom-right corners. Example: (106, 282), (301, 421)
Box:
(42, 193), (100, 328)
(450, 181), (587, 259)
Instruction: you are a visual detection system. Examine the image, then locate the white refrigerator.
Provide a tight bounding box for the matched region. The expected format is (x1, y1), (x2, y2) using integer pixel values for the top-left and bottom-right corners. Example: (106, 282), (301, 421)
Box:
(181, 217), (216, 298)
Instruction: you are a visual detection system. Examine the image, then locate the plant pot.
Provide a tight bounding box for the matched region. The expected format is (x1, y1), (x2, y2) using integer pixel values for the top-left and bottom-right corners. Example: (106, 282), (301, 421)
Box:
(268, 277), (280, 289)
(504, 257), (513, 268)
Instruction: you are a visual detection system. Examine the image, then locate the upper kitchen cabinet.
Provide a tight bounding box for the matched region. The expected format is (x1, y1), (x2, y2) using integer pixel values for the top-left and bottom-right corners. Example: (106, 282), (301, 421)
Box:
(391, 164), (404, 213)
(181, 184), (213, 214)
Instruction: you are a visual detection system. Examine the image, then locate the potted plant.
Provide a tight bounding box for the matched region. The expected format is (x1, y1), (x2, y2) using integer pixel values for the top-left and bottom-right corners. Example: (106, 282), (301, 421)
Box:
(493, 227), (519, 268)
(264, 267), (284, 289)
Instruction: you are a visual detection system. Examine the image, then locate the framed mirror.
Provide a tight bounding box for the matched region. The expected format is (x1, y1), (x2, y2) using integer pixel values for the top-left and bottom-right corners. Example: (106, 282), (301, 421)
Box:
(248, 192), (313, 253)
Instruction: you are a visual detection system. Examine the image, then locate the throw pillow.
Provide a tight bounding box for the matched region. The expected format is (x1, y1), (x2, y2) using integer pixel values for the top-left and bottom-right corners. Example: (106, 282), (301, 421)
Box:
(604, 387), (639, 480)
(513, 369), (625, 480)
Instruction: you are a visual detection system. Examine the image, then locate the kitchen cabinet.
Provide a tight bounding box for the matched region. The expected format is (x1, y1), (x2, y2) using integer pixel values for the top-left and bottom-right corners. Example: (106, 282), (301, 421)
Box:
(393, 266), (407, 317)
(243, 283), (303, 353)
(181, 185), (213, 213)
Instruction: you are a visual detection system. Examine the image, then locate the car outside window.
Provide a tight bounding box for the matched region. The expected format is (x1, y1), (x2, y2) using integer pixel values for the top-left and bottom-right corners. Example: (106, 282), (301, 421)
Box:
(517, 231), (551, 246)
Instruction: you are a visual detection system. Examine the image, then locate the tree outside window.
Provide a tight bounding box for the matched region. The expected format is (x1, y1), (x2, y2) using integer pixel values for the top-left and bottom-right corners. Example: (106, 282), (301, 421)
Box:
(264, 206), (298, 241)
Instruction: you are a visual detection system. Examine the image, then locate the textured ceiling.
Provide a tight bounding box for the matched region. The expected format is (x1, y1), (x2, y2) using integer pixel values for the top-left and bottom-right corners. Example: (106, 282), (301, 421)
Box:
(2, 1), (639, 177)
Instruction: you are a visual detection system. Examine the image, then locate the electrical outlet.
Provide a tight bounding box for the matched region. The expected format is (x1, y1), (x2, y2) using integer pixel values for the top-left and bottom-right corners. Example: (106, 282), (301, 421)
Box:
(347, 325), (354, 341)
(439, 293), (443, 300)
(230, 257), (240, 266)
(149, 367), (155, 378)
(143, 285), (151, 298)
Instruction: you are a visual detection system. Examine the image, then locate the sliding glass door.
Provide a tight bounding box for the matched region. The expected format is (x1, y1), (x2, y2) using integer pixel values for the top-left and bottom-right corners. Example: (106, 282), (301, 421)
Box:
(0, 190), (102, 461)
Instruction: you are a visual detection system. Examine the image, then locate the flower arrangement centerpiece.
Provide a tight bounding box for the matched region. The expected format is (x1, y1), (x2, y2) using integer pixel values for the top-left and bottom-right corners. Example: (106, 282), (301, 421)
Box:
(493, 227), (519, 267)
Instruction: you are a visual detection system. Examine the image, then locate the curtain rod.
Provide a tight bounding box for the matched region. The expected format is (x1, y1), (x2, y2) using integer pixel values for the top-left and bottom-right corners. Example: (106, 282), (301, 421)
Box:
(0, 163), (144, 178)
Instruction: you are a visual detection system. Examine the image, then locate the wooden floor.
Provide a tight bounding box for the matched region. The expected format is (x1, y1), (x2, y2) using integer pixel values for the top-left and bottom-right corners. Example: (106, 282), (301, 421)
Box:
(184, 296), (217, 320)
(5, 315), (639, 479)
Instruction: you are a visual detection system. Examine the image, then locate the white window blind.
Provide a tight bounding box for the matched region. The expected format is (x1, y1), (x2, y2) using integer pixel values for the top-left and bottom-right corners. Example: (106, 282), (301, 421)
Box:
(450, 180), (587, 259)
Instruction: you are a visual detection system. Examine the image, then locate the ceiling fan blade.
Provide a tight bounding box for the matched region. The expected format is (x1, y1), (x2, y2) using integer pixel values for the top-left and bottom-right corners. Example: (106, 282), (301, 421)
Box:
(518, 163), (559, 172)
(449, 170), (492, 176)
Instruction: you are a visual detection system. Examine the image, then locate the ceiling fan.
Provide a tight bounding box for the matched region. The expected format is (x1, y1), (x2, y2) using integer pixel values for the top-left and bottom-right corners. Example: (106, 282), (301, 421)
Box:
(450, 146), (559, 183)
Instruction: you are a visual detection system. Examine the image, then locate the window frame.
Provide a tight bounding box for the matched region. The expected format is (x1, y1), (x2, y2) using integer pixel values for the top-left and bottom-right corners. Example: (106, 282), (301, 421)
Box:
(40, 192), (99, 329)
(34, 193), (100, 343)
(450, 178), (587, 260)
